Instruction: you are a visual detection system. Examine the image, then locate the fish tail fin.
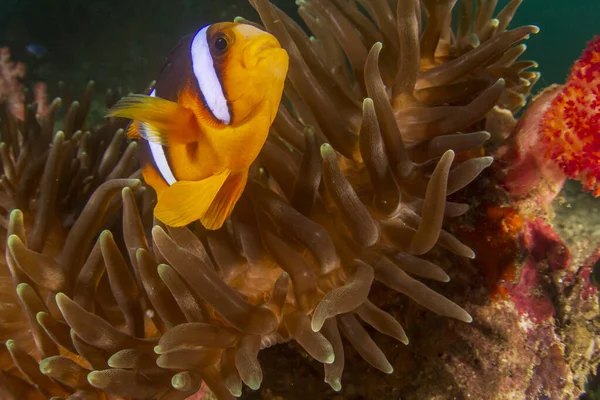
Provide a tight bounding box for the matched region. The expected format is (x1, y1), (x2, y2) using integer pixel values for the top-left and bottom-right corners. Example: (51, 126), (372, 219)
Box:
(153, 170), (231, 228)
(201, 171), (248, 230)
(106, 94), (198, 145)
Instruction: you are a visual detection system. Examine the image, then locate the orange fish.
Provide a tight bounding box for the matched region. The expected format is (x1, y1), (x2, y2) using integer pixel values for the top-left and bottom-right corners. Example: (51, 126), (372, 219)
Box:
(107, 22), (289, 229)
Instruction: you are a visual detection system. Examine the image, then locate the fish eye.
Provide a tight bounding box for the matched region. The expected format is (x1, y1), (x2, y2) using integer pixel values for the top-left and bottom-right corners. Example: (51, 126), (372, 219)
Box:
(213, 34), (230, 54)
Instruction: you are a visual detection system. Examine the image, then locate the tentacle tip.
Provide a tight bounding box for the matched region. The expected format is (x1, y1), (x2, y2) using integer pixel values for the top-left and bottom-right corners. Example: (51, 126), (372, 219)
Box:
(482, 156), (494, 167)
(152, 225), (166, 237)
(327, 380), (342, 392)
(87, 371), (104, 388)
(129, 178), (143, 190)
(35, 311), (46, 324)
(310, 317), (324, 333)
(227, 387), (243, 397)
(529, 25), (540, 34)
(99, 230), (113, 242)
(319, 143), (334, 159)
(6, 233), (19, 248)
(9, 208), (23, 222)
(55, 292), (68, 308)
(482, 131), (492, 140)
(5, 339), (15, 348)
(39, 359), (52, 374)
(156, 356), (167, 369)
(15, 282), (29, 295)
(383, 364), (394, 374)
(443, 149), (456, 160)
(324, 352), (335, 364)
(135, 248), (146, 258)
(157, 264), (169, 276)
(463, 313), (474, 323)
(153, 345), (162, 354)
(247, 378), (262, 391)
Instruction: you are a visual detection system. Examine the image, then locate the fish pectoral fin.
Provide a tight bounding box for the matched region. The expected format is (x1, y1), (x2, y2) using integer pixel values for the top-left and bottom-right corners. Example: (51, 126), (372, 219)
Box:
(125, 121), (141, 139)
(106, 94), (199, 145)
(154, 170), (231, 227)
(201, 171), (249, 230)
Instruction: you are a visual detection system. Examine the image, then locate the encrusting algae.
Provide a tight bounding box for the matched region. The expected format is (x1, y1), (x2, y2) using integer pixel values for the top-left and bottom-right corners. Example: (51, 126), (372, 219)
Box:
(0, 0), (540, 398)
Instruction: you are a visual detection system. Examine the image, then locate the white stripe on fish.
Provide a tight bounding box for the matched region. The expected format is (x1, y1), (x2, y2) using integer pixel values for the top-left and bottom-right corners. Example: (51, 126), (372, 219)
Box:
(190, 25), (231, 124)
(147, 89), (177, 185)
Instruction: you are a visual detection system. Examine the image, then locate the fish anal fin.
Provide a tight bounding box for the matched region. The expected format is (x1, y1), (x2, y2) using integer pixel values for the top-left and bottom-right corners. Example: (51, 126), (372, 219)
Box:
(201, 171), (248, 230)
(107, 94), (199, 145)
(154, 170), (230, 227)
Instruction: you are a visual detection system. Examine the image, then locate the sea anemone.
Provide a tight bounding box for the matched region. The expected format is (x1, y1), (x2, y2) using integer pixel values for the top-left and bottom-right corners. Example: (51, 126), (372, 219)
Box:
(540, 36), (600, 196)
(0, 0), (538, 398)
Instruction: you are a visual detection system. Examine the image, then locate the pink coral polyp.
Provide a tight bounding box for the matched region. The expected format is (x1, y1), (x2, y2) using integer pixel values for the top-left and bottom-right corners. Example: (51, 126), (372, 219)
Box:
(541, 36), (600, 196)
(0, 47), (26, 120)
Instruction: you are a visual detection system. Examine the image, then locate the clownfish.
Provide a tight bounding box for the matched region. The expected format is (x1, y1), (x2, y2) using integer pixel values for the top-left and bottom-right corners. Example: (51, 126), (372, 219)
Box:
(107, 22), (289, 229)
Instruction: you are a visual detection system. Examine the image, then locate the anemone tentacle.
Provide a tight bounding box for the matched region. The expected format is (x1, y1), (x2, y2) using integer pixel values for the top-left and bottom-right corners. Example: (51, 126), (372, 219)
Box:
(0, 0), (538, 398)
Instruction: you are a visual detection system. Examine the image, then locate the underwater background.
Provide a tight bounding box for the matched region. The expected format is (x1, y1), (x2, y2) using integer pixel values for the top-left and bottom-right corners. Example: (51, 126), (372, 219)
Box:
(0, 0), (598, 97)
(1, 0), (600, 399)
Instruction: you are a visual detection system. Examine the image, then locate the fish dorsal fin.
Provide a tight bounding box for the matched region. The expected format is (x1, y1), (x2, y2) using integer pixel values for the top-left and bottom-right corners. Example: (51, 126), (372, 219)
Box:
(159, 32), (194, 77)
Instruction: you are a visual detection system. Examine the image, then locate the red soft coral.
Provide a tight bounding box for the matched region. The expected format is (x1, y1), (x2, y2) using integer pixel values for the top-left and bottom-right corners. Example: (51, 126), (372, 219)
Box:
(540, 36), (600, 196)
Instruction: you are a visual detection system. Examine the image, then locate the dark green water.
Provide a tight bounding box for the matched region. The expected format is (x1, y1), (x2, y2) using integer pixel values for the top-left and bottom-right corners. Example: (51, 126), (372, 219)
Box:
(0, 0), (598, 98)
(506, 0), (599, 87)
(0, 0), (296, 96)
